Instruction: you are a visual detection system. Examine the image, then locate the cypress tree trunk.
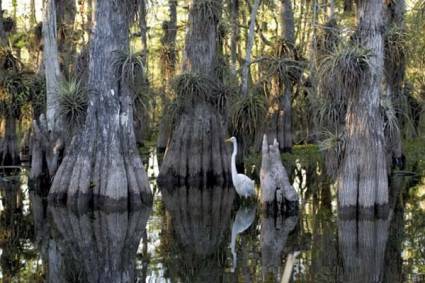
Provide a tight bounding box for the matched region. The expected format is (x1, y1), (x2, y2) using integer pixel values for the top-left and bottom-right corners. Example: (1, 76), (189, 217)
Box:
(230, 0), (239, 74)
(0, 0), (7, 45)
(139, 0), (148, 66)
(0, 116), (20, 165)
(49, 0), (153, 209)
(30, 0), (65, 184)
(158, 0), (230, 186)
(56, 0), (76, 73)
(384, 0), (406, 169)
(337, 0), (388, 214)
(278, 0), (294, 152)
(157, 0), (177, 157)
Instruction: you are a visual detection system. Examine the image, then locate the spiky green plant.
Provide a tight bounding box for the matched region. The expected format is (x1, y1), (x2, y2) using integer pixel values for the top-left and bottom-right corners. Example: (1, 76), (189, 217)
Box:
(319, 44), (372, 98)
(264, 57), (305, 85)
(58, 78), (87, 127)
(230, 91), (267, 137)
(29, 75), (46, 116)
(112, 49), (145, 90)
(0, 71), (31, 116)
(0, 48), (23, 72)
(172, 72), (221, 109)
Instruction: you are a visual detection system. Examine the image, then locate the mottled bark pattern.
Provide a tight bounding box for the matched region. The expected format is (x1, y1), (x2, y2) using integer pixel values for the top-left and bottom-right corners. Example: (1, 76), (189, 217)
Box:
(0, 116), (20, 165)
(337, 0), (388, 212)
(49, 0), (152, 209)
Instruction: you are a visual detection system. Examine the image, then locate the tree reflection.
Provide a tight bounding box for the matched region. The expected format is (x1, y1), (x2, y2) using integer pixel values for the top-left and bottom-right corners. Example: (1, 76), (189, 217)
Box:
(30, 197), (151, 283)
(160, 186), (234, 282)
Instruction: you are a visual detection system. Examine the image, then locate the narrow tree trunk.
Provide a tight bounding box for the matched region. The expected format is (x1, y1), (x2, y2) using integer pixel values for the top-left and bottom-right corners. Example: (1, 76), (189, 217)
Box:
(49, 0), (153, 209)
(344, 0), (352, 13)
(230, 0), (239, 74)
(139, 0), (148, 67)
(56, 0), (77, 74)
(30, 0), (37, 26)
(158, 0), (231, 186)
(157, 0), (177, 157)
(241, 0), (261, 97)
(0, 0), (8, 45)
(337, 0), (388, 214)
(278, 0), (295, 152)
(31, 0), (64, 183)
(384, 0), (406, 169)
(0, 116), (20, 166)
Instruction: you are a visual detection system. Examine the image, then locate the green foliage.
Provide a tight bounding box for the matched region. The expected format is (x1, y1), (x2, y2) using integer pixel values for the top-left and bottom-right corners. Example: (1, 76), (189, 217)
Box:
(112, 49), (145, 90)
(28, 75), (46, 116)
(264, 57), (305, 85)
(229, 90), (267, 138)
(385, 24), (407, 71)
(0, 48), (23, 72)
(172, 72), (224, 110)
(319, 44), (372, 98)
(0, 71), (31, 117)
(58, 78), (87, 127)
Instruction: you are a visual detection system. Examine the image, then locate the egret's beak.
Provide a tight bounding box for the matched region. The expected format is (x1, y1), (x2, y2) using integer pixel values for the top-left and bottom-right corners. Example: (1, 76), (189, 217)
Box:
(225, 138), (232, 143)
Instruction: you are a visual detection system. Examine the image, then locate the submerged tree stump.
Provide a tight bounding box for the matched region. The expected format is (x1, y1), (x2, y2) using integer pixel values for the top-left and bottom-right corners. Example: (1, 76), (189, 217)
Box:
(260, 135), (298, 213)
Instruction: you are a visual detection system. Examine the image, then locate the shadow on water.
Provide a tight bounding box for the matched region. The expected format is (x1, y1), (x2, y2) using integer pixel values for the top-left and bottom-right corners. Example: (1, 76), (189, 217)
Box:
(0, 159), (424, 282)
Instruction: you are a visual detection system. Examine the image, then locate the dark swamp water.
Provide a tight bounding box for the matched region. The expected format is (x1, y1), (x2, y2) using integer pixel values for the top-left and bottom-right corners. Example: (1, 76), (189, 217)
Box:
(0, 155), (424, 283)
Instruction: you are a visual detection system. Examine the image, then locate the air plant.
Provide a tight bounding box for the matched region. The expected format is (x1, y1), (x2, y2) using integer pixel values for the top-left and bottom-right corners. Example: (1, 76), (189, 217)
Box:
(112, 49), (145, 90)
(229, 89), (267, 138)
(319, 44), (372, 98)
(58, 78), (87, 128)
(0, 71), (31, 117)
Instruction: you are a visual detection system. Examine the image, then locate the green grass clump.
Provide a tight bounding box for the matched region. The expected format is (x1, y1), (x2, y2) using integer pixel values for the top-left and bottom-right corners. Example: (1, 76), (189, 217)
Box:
(230, 92), (266, 138)
(404, 138), (425, 177)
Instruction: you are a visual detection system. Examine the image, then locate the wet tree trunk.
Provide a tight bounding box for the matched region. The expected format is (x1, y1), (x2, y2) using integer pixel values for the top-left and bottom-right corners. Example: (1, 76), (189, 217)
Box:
(0, 116), (20, 165)
(49, 0), (153, 209)
(260, 135), (298, 213)
(384, 0), (405, 169)
(337, 0), (388, 215)
(278, 0), (294, 152)
(30, 0), (65, 185)
(158, 0), (231, 186)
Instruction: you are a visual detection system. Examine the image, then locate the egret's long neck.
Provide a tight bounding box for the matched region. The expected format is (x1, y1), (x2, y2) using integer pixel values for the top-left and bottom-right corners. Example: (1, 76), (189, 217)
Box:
(231, 141), (238, 181)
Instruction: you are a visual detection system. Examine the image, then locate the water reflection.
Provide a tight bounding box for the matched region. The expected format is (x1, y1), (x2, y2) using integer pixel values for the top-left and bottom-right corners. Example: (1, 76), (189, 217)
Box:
(230, 204), (256, 272)
(160, 186), (234, 282)
(31, 193), (151, 283)
(261, 212), (298, 282)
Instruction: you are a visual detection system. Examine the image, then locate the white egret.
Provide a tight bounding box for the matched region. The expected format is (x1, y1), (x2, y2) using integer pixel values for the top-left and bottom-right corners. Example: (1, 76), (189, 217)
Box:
(225, 137), (256, 198)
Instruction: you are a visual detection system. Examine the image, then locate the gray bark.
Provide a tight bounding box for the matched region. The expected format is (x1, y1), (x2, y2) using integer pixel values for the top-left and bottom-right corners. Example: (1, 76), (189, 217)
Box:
(344, 0), (353, 13)
(158, 0), (230, 186)
(241, 0), (261, 97)
(49, 0), (153, 209)
(0, 0), (7, 45)
(139, 0), (148, 67)
(384, 0), (406, 167)
(337, 0), (388, 212)
(56, 0), (77, 73)
(230, 0), (239, 74)
(278, 0), (295, 151)
(260, 135), (298, 212)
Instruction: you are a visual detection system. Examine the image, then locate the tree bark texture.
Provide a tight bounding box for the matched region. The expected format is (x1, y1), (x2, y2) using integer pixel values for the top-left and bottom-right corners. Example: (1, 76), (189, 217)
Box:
(49, 0), (153, 209)
(56, 0), (77, 73)
(0, 0), (7, 45)
(260, 135), (298, 212)
(158, 0), (231, 186)
(277, 0), (295, 152)
(337, 0), (388, 212)
(384, 0), (406, 168)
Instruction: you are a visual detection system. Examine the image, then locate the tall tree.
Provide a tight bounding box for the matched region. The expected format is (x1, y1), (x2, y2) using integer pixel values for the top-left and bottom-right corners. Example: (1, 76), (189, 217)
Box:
(384, 0), (406, 168)
(337, 0), (388, 213)
(49, 0), (152, 208)
(278, 0), (295, 152)
(158, 0), (231, 186)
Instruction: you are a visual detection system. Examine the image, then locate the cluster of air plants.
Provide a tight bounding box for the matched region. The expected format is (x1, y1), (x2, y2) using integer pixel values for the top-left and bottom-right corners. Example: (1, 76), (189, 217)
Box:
(264, 57), (305, 86)
(229, 87), (267, 138)
(112, 49), (145, 90)
(28, 75), (46, 117)
(58, 78), (87, 128)
(159, 45), (177, 78)
(318, 129), (346, 177)
(385, 25), (407, 75)
(319, 44), (372, 98)
(172, 72), (225, 111)
(316, 18), (340, 59)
